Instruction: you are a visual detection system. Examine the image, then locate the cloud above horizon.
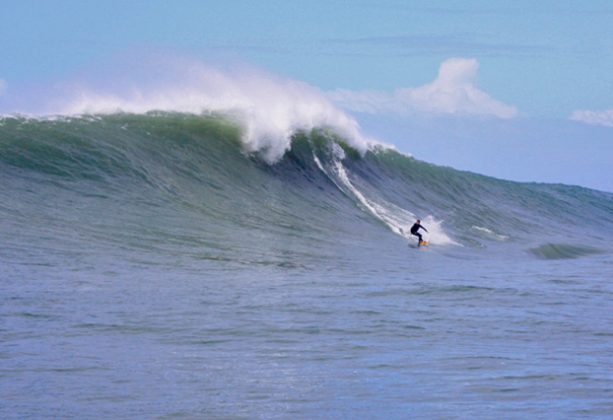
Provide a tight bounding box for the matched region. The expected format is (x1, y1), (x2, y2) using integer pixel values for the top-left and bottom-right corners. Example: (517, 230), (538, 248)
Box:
(570, 108), (613, 128)
(328, 58), (518, 119)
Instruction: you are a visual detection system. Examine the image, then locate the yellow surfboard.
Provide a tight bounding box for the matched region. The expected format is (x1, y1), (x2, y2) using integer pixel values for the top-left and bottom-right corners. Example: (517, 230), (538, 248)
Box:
(419, 241), (429, 246)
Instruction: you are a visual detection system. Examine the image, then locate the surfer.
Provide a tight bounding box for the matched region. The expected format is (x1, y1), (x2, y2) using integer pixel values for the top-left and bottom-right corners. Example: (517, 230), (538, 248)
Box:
(410, 219), (428, 246)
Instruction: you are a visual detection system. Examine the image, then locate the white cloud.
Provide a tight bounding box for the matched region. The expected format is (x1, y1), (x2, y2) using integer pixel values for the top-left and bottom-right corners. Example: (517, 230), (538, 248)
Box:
(328, 58), (518, 119)
(570, 109), (613, 128)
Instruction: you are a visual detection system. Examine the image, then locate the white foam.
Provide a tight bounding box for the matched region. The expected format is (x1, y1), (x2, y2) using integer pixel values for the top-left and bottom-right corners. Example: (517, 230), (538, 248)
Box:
(471, 225), (509, 241)
(53, 63), (379, 163)
(329, 159), (457, 246)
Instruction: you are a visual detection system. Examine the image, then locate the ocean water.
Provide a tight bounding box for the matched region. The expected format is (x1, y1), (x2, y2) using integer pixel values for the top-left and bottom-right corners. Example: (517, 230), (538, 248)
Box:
(1, 113), (612, 418)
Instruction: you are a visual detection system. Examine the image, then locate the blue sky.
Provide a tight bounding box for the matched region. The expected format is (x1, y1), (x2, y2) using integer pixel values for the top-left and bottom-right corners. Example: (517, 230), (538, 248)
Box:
(1, 0), (612, 190)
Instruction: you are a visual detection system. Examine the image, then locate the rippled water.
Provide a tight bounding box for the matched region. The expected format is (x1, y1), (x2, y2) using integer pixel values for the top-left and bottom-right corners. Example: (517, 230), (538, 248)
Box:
(2, 114), (612, 418)
(3, 243), (612, 419)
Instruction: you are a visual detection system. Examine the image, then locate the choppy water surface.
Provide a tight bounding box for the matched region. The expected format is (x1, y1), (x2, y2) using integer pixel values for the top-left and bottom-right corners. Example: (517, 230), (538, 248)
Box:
(1, 114), (612, 418)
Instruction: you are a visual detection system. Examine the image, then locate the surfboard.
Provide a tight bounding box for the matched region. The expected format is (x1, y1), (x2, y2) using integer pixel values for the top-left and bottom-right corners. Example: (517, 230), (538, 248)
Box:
(409, 241), (429, 248)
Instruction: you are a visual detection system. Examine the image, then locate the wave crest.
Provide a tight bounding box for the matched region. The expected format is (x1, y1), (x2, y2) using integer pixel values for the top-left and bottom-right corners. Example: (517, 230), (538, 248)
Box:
(529, 243), (602, 260)
(53, 63), (379, 163)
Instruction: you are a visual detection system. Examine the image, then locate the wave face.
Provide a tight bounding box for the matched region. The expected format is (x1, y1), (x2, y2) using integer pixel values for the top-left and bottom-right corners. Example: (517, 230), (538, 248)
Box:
(3, 112), (613, 420)
(1, 113), (612, 267)
(529, 243), (603, 260)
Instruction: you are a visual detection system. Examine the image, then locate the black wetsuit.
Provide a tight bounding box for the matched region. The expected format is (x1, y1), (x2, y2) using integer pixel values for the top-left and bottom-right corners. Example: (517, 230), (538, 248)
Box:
(410, 222), (427, 243)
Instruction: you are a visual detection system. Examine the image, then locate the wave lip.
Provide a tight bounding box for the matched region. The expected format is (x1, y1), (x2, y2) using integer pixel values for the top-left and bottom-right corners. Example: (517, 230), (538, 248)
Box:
(529, 243), (603, 260)
(44, 63), (384, 164)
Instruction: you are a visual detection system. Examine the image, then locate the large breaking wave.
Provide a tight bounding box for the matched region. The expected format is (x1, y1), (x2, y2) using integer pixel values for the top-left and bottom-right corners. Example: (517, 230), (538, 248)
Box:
(23, 63), (382, 164)
(2, 112), (612, 263)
